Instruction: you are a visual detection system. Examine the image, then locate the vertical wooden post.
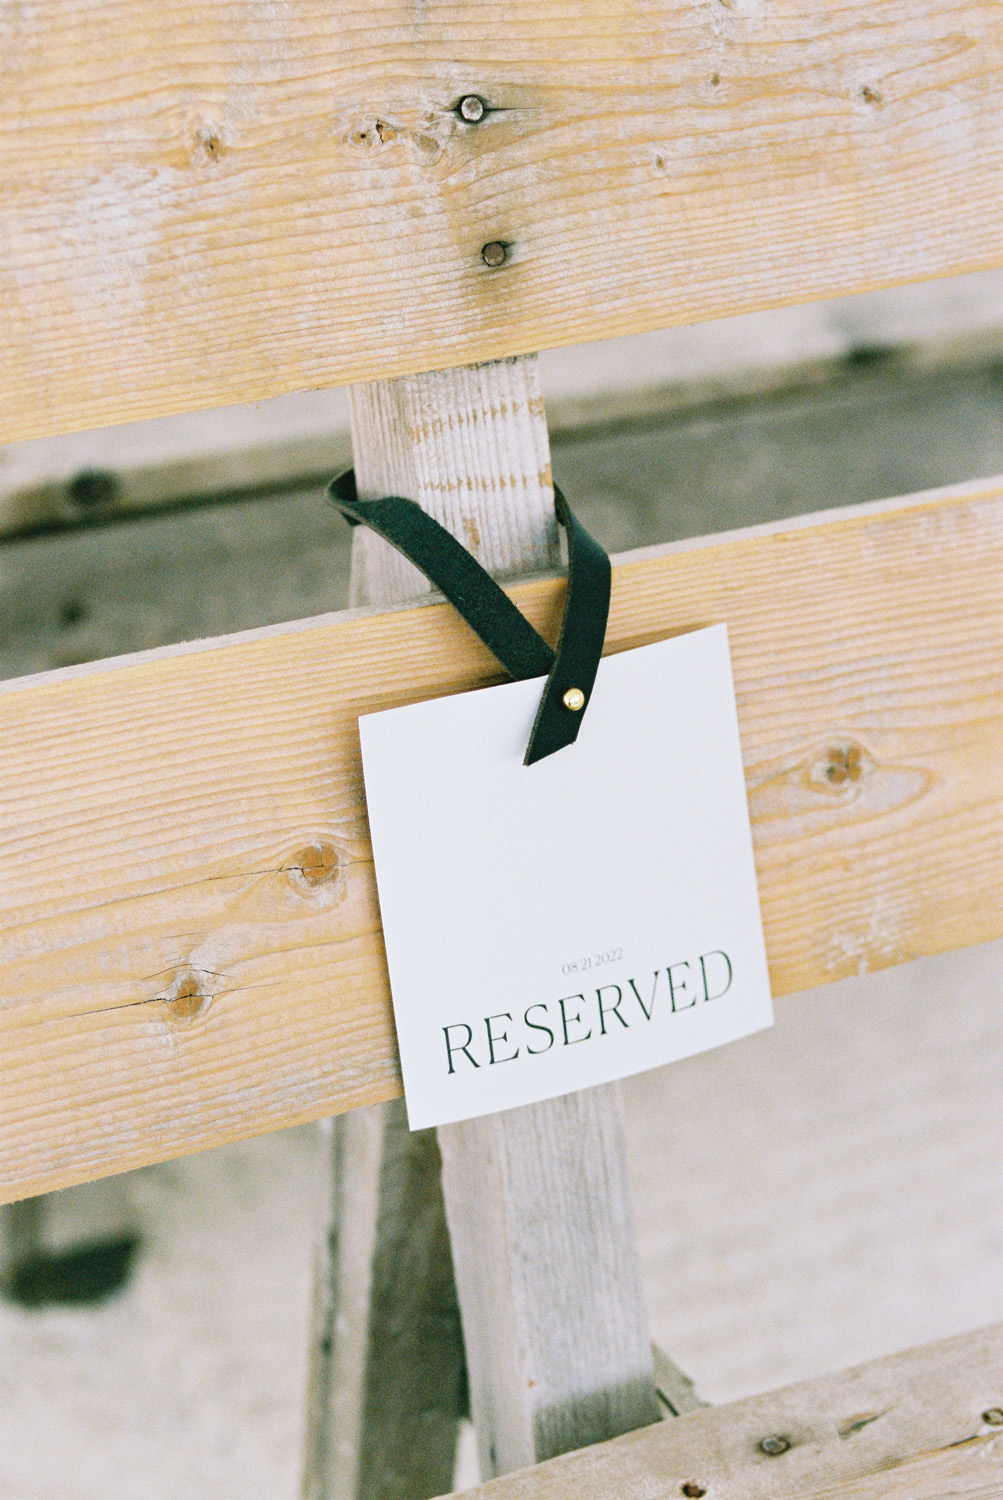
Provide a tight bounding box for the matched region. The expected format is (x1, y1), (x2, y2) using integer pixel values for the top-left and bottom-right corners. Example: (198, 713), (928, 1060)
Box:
(345, 357), (559, 608)
(439, 1090), (660, 1476)
(303, 355), (658, 1496)
(302, 1110), (465, 1500)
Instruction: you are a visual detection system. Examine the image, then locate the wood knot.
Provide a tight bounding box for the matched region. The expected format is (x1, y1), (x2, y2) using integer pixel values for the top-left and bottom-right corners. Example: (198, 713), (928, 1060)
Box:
(196, 127), (223, 160)
(824, 743), (863, 785)
(287, 841), (345, 895)
(748, 739), (930, 846)
(345, 119), (405, 149)
(343, 113), (451, 163)
(161, 970), (211, 1024)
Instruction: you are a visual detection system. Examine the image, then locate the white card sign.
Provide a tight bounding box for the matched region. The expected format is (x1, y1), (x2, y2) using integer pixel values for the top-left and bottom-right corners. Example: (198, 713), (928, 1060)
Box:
(359, 624), (772, 1129)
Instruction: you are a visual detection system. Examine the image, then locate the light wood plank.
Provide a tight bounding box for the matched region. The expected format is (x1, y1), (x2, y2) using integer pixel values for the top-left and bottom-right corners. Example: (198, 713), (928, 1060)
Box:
(2, 476), (1003, 1202)
(449, 1323), (1003, 1500)
(5, 1), (1003, 441)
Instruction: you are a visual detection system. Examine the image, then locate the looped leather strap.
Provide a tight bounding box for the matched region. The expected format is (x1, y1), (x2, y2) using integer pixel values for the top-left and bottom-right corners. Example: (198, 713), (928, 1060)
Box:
(328, 470), (611, 765)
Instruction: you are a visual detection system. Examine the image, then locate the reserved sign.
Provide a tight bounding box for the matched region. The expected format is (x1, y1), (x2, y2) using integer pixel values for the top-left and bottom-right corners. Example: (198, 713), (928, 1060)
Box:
(359, 625), (773, 1129)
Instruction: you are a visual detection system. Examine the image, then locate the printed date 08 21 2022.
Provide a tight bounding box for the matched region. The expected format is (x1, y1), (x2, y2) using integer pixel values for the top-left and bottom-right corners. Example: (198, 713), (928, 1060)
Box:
(562, 947), (623, 976)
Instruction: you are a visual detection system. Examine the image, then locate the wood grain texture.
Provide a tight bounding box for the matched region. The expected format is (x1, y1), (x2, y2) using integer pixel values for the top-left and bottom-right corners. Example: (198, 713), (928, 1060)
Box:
(439, 1089), (660, 1476)
(347, 358), (558, 606)
(2, 475), (1003, 1202)
(5, 1), (1003, 441)
(345, 357), (656, 1483)
(301, 1103), (465, 1500)
(449, 1323), (1003, 1500)
(304, 356), (557, 1499)
(651, 1343), (705, 1417)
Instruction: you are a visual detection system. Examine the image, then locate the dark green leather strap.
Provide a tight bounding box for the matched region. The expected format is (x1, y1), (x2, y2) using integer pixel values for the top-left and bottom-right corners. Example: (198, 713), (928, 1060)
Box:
(328, 470), (610, 765)
(525, 486), (611, 764)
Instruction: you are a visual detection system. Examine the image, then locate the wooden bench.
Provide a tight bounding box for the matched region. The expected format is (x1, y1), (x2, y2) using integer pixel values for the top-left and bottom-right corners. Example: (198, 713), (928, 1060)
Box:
(3, 2), (1003, 1493)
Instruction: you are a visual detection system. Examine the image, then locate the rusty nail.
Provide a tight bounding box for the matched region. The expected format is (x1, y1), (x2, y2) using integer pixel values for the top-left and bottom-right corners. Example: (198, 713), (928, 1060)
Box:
(983, 1408), (1003, 1426)
(481, 240), (507, 267)
(681, 1485), (707, 1498)
(459, 94), (486, 122)
(759, 1435), (791, 1456)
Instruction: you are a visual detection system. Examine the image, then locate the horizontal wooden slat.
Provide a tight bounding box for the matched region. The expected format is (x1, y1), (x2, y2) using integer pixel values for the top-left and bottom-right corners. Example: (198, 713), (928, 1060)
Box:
(453, 1323), (1003, 1499)
(4, 1), (1003, 441)
(2, 476), (1003, 1201)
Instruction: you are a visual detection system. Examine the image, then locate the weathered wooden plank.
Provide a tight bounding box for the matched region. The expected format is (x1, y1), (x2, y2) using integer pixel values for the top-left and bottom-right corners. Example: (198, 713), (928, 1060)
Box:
(439, 1089), (660, 1476)
(306, 357), (656, 1492)
(5, 1), (1003, 441)
(448, 1323), (1003, 1500)
(303, 356), (557, 1499)
(301, 1103), (465, 1500)
(651, 1343), (705, 1416)
(2, 476), (1003, 1202)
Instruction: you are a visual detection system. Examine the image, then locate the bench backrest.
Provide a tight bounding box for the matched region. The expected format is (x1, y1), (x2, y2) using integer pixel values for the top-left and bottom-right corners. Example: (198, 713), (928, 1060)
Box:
(3, 3), (1003, 1204)
(3, 0), (1003, 442)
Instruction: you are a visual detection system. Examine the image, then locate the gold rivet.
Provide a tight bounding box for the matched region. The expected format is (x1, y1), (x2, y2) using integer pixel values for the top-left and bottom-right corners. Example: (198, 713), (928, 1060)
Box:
(563, 687), (585, 711)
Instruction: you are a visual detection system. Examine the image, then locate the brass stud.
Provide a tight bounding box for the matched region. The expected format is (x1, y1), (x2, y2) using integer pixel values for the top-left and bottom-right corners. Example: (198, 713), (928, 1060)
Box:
(563, 687), (585, 711)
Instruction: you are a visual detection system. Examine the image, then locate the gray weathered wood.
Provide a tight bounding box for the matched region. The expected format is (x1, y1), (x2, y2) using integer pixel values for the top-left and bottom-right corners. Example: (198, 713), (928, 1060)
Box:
(302, 1106), (465, 1500)
(304, 354), (658, 1493)
(9, 0), (1003, 441)
(438, 1089), (662, 1476)
(357, 357), (658, 1482)
(651, 1344), (706, 1417)
(449, 1322), (1003, 1500)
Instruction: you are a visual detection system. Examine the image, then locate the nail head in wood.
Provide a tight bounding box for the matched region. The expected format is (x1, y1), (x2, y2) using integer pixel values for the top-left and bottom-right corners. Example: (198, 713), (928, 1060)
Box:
(983, 1407), (1003, 1425)
(458, 95), (486, 122)
(563, 687), (585, 711)
(481, 240), (508, 268)
(758, 1434), (791, 1456)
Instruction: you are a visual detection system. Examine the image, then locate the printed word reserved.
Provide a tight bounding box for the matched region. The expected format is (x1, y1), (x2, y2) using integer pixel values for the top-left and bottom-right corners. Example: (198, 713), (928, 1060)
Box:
(359, 627), (773, 1128)
(443, 950), (733, 1074)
